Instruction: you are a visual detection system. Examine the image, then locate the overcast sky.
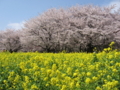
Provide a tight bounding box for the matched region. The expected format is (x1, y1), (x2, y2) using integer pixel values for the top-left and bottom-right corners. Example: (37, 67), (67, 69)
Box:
(0, 0), (120, 30)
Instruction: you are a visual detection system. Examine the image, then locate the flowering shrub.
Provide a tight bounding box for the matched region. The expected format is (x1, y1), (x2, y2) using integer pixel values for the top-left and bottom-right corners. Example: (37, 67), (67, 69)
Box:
(0, 49), (120, 90)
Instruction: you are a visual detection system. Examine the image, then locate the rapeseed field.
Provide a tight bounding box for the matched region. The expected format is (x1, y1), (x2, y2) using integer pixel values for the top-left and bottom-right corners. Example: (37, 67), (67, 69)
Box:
(0, 43), (120, 90)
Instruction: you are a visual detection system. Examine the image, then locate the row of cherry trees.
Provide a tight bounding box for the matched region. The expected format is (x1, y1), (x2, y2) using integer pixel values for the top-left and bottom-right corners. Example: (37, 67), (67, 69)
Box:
(0, 5), (120, 52)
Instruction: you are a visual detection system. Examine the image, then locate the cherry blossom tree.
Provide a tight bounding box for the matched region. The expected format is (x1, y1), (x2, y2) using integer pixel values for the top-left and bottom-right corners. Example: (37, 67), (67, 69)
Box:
(0, 29), (21, 52)
(1, 5), (120, 52)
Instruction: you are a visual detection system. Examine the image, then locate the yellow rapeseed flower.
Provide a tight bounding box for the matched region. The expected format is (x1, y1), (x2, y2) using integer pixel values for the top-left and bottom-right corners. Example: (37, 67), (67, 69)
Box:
(44, 77), (48, 81)
(14, 75), (20, 82)
(108, 47), (111, 51)
(85, 78), (91, 84)
(46, 83), (49, 86)
(50, 77), (58, 85)
(107, 75), (111, 80)
(24, 76), (29, 83)
(31, 84), (39, 90)
(70, 81), (75, 88)
(67, 67), (72, 75)
(96, 86), (102, 90)
(73, 73), (78, 77)
(65, 76), (71, 83)
(112, 69), (118, 73)
(3, 80), (7, 84)
(61, 85), (67, 90)
(92, 76), (98, 81)
(47, 69), (52, 76)
(86, 72), (91, 76)
(33, 65), (39, 71)
(9, 71), (15, 76)
(76, 82), (80, 88)
(52, 64), (57, 71)
(108, 55), (113, 59)
(109, 41), (115, 47)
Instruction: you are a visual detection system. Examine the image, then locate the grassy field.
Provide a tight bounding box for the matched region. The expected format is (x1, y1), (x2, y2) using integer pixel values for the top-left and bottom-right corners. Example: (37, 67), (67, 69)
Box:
(0, 48), (120, 90)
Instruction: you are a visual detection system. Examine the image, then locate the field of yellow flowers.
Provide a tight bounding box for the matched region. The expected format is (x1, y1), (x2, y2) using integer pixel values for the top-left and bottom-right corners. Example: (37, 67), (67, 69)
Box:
(0, 47), (120, 90)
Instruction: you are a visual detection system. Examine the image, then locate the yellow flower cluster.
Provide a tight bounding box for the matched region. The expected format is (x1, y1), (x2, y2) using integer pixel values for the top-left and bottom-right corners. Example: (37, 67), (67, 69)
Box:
(0, 50), (120, 90)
